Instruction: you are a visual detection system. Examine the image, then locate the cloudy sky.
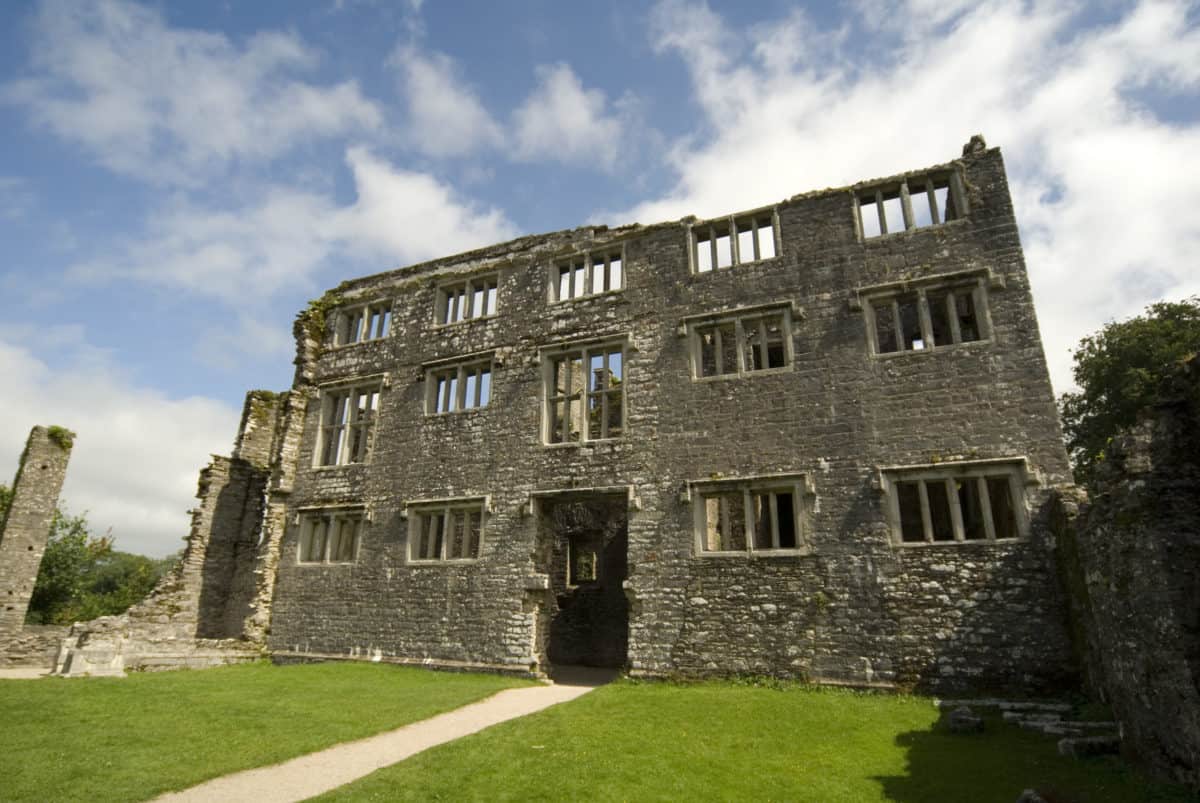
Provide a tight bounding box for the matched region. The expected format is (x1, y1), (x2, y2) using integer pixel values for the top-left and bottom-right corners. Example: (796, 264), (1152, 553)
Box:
(1, 0), (1197, 556)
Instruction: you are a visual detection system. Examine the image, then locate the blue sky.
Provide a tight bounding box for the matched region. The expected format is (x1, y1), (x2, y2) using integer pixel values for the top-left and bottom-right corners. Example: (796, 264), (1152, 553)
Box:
(1, 0), (1197, 556)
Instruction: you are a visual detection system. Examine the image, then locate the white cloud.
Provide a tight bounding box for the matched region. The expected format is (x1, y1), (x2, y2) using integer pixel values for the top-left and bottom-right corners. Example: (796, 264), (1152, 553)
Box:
(334, 146), (518, 262)
(68, 149), (517, 312)
(67, 188), (339, 304)
(391, 46), (505, 158)
(0, 326), (239, 557)
(629, 0), (1200, 395)
(512, 63), (627, 169)
(3, 0), (382, 186)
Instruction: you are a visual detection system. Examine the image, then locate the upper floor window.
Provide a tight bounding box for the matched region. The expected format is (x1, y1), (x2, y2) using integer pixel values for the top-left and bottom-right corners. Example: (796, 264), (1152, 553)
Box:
(316, 382), (380, 466)
(692, 212), (777, 273)
(882, 461), (1026, 546)
(298, 508), (363, 564)
(856, 172), (965, 239)
(688, 306), (792, 379)
(544, 341), (625, 444)
(692, 474), (809, 556)
(553, 249), (623, 302)
(436, 274), (498, 325)
(334, 302), (391, 346)
(861, 274), (989, 356)
(427, 358), (492, 414)
(408, 498), (485, 563)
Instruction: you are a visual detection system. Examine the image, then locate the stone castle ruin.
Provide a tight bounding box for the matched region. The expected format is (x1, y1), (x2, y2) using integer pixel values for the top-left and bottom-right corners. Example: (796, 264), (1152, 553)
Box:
(2, 137), (1196, 787)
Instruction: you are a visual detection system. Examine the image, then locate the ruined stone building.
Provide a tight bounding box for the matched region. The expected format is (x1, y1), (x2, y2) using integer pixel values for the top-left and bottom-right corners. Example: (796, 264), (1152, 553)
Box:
(7, 137), (1079, 692)
(251, 135), (1076, 691)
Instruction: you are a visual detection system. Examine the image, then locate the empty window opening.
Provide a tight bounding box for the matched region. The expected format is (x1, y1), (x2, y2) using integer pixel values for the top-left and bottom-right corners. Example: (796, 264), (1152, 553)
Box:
(409, 501), (484, 562)
(436, 274), (499, 324)
(568, 536), (599, 586)
(428, 360), (492, 414)
(888, 465), (1024, 545)
(317, 384), (380, 466)
(860, 198), (883, 238)
(857, 173), (964, 239)
(693, 213), (778, 273)
(546, 343), (624, 444)
(298, 510), (363, 564)
(554, 250), (624, 302)
(692, 309), (791, 378)
(697, 477), (807, 554)
(867, 282), (988, 356)
(334, 302), (391, 346)
(882, 194), (905, 234)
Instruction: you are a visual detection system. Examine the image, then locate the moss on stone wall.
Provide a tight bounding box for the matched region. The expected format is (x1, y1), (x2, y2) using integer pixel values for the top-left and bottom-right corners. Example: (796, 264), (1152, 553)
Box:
(46, 426), (75, 451)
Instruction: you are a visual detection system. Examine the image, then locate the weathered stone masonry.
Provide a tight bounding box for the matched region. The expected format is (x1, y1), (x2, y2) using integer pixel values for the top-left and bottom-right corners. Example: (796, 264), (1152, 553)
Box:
(48, 392), (286, 675)
(264, 138), (1077, 693)
(1052, 356), (1200, 789)
(0, 426), (73, 665)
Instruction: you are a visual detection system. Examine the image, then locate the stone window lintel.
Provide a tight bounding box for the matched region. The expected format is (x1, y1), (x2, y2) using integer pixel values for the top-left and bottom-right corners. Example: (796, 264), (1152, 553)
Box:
(872, 456), (1036, 493)
(523, 484), (639, 517)
(402, 494), (491, 517)
(850, 267), (1001, 311)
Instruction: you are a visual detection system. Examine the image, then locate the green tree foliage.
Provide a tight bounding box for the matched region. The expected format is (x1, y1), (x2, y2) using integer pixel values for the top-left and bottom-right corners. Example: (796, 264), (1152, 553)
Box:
(0, 486), (170, 625)
(1059, 297), (1200, 485)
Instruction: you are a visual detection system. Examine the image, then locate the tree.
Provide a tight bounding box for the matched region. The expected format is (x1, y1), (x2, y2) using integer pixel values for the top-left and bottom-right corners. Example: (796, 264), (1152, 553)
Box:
(1059, 297), (1200, 486)
(0, 486), (170, 625)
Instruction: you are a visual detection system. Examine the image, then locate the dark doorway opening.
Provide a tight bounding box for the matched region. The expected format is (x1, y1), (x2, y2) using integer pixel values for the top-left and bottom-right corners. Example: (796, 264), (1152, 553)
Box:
(539, 493), (628, 668)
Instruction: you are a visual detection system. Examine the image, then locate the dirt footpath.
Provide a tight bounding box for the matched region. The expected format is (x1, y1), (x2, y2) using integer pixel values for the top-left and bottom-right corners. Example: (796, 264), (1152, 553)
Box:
(154, 667), (614, 803)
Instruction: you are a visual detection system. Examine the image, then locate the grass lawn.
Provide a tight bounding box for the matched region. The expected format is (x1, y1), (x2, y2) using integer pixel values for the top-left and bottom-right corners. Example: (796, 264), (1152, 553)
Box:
(319, 680), (1191, 803)
(0, 661), (530, 802)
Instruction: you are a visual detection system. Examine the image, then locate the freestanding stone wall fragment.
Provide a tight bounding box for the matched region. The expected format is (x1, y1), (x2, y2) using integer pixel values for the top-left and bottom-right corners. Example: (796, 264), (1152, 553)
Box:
(1054, 356), (1200, 791)
(0, 426), (73, 639)
(53, 392), (286, 675)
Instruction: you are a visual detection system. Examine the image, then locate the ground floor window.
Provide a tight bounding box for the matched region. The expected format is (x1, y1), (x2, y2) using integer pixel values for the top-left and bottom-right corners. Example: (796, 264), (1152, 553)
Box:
(408, 498), (486, 562)
(884, 461), (1026, 545)
(692, 474), (808, 555)
(298, 508), (364, 564)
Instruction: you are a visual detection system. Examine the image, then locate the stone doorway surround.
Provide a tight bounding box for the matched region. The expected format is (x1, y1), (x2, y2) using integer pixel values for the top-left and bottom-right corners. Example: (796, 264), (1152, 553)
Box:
(530, 487), (631, 671)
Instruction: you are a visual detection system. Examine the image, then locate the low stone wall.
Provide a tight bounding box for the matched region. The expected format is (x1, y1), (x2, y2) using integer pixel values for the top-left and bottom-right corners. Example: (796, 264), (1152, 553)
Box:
(0, 624), (69, 668)
(1053, 358), (1200, 790)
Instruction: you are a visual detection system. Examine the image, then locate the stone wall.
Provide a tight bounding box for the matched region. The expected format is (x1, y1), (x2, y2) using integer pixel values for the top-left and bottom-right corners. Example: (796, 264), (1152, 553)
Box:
(0, 624), (69, 668)
(265, 140), (1076, 693)
(0, 426), (73, 643)
(1053, 357), (1200, 789)
(53, 392), (285, 675)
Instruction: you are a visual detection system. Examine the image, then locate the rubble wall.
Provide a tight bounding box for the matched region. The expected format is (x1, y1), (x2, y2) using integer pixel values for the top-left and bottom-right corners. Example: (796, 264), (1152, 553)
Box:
(1053, 358), (1200, 789)
(54, 392), (284, 675)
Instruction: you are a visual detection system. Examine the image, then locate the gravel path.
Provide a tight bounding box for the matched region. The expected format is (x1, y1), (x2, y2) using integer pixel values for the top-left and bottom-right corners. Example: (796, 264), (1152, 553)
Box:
(154, 667), (614, 803)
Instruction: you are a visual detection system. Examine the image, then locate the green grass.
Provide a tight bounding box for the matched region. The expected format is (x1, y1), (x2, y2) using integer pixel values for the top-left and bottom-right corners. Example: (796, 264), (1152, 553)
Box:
(319, 680), (1191, 803)
(0, 661), (530, 802)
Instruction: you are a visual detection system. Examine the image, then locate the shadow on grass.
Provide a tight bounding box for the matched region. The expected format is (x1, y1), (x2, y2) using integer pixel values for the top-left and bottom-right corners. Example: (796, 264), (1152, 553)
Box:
(872, 713), (1193, 803)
